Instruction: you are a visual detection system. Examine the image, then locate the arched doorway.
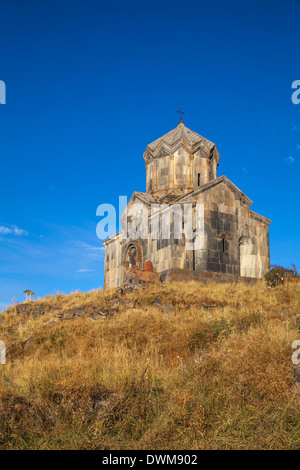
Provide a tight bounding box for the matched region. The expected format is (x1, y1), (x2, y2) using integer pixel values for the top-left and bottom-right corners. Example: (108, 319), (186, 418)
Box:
(122, 241), (143, 270)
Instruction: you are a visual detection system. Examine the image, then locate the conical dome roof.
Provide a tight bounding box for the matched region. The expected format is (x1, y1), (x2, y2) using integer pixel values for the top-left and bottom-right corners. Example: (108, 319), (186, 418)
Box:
(143, 121), (219, 163)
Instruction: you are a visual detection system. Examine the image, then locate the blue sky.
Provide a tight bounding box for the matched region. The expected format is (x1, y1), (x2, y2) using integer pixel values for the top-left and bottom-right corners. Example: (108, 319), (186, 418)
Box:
(0, 0), (300, 310)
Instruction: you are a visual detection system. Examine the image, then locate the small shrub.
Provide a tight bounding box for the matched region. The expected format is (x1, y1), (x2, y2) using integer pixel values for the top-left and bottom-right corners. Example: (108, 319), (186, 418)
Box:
(187, 312), (263, 350)
(234, 311), (263, 332)
(48, 331), (67, 349)
(187, 317), (230, 350)
(265, 264), (299, 287)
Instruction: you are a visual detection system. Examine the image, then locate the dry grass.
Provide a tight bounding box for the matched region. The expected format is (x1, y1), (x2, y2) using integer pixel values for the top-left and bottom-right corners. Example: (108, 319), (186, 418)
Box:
(0, 279), (299, 449)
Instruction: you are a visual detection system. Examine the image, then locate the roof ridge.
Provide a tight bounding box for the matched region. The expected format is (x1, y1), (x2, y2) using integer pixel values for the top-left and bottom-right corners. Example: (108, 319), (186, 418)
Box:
(147, 123), (214, 151)
(173, 175), (253, 207)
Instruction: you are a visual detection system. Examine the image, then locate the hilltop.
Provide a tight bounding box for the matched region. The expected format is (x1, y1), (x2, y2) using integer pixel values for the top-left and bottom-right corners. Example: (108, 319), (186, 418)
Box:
(0, 279), (299, 450)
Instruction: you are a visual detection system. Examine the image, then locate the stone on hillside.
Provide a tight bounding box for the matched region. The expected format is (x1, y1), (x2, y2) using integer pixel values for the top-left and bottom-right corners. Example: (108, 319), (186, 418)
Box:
(110, 298), (120, 310)
(16, 304), (32, 315)
(124, 283), (143, 292)
(92, 309), (110, 320)
(73, 307), (86, 317)
(163, 304), (174, 314)
(31, 305), (45, 317)
(63, 310), (75, 320)
(4, 306), (13, 315)
(85, 305), (96, 315)
(202, 302), (218, 310)
(54, 313), (63, 320)
(23, 338), (32, 351)
(153, 298), (162, 307)
(97, 308), (109, 315)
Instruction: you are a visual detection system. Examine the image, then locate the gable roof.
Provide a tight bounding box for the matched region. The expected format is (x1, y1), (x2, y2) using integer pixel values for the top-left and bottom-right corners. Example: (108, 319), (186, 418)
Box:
(126, 191), (161, 207)
(249, 210), (271, 226)
(175, 175), (254, 207)
(121, 176), (253, 213)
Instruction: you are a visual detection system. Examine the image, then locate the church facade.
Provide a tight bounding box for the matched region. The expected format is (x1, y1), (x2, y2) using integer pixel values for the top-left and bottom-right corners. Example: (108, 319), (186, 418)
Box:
(103, 120), (271, 288)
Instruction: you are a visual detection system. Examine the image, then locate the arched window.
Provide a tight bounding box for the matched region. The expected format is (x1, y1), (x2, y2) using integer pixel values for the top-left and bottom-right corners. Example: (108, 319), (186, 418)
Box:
(217, 232), (231, 253)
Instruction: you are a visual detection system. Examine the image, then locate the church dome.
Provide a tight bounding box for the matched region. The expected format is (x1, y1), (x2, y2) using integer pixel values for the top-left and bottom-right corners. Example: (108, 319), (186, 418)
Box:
(143, 121), (219, 163)
(143, 121), (221, 198)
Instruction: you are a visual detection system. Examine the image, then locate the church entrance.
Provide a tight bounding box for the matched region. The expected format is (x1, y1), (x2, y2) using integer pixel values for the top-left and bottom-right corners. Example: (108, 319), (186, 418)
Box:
(123, 241), (143, 270)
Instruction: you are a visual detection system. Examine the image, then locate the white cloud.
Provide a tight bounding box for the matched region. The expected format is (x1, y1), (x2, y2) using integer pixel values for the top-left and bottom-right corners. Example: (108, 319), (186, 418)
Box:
(12, 226), (28, 236)
(0, 226), (12, 234)
(285, 156), (294, 164)
(76, 268), (95, 273)
(76, 241), (105, 252)
(291, 123), (299, 132)
(0, 225), (28, 236)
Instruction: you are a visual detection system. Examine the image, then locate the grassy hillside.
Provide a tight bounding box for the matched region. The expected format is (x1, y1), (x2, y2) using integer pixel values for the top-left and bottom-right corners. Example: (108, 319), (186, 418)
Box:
(0, 279), (299, 450)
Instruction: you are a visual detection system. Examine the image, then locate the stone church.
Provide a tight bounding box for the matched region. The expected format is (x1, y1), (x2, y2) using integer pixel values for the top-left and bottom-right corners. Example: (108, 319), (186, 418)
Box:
(103, 119), (271, 288)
